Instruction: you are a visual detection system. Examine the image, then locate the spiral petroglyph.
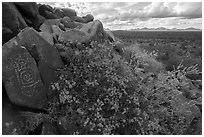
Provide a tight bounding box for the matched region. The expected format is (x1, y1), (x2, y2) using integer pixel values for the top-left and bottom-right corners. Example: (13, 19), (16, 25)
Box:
(8, 53), (40, 97)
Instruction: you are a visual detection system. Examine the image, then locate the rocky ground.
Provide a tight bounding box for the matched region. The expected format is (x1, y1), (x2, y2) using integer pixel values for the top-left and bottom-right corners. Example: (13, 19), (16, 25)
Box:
(2, 2), (202, 135)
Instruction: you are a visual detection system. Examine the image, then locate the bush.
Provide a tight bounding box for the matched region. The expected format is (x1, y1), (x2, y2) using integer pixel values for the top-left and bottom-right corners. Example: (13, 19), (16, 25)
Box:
(45, 41), (201, 135)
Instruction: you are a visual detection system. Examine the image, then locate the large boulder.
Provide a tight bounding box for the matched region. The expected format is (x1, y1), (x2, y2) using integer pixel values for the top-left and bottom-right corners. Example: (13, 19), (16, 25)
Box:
(80, 20), (107, 43)
(2, 2), (27, 44)
(39, 19), (61, 34)
(16, 27), (64, 98)
(14, 2), (38, 18)
(2, 37), (48, 109)
(38, 4), (54, 18)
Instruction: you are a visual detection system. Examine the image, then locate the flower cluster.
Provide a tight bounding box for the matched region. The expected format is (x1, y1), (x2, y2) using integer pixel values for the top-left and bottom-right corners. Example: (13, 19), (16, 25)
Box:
(49, 41), (201, 135)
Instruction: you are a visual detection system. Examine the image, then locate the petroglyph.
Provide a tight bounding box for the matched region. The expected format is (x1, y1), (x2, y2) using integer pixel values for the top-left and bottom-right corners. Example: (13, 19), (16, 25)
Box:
(8, 52), (40, 97)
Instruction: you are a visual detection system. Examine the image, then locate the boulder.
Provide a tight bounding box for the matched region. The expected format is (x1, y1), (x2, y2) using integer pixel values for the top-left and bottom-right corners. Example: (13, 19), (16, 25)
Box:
(2, 2), (27, 44)
(2, 37), (48, 109)
(38, 4), (54, 18)
(16, 27), (64, 98)
(39, 32), (54, 45)
(39, 19), (61, 34)
(61, 8), (77, 17)
(58, 30), (89, 45)
(14, 2), (38, 18)
(80, 20), (107, 43)
(82, 14), (94, 23)
(2, 103), (28, 135)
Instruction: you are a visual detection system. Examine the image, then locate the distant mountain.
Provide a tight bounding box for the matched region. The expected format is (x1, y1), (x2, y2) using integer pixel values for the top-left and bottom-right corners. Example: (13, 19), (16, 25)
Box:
(184, 27), (201, 31)
(130, 27), (201, 31)
(155, 27), (170, 30)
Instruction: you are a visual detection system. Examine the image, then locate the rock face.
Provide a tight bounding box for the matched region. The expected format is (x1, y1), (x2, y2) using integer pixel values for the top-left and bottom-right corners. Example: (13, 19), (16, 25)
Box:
(16, 27), (64, 98)
(14, 2), (39, 18)
(2, 2), (28, 44)
(2, 37), (48, 109)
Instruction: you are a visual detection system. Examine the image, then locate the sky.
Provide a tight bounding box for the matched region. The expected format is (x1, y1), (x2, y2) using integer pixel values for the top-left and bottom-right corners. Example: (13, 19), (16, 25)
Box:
(40, 2), (202, 30)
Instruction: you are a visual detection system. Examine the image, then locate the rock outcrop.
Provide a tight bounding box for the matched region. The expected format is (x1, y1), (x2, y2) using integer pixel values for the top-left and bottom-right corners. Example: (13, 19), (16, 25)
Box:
(2, 1), (125, 117)
(2, 37), (47, 109)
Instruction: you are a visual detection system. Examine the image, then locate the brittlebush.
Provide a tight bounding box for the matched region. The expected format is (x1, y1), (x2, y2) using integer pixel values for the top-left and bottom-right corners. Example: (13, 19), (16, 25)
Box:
(46, 41), (201, 135)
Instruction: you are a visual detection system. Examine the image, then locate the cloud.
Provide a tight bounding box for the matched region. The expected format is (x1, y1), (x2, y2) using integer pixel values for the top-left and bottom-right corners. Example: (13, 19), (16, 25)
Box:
(85, 2), (202, 29)
(39, 2), (202, 30)
(89, 2), (202, 20)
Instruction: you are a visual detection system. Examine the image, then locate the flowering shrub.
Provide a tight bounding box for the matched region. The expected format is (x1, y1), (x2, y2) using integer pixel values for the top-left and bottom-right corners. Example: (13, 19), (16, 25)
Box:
(47, 41), (201, 135)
